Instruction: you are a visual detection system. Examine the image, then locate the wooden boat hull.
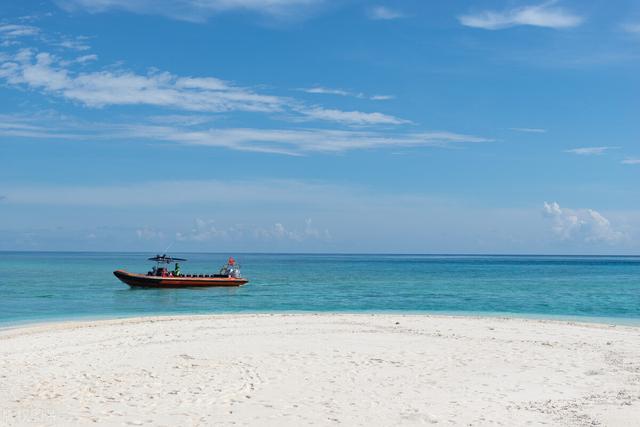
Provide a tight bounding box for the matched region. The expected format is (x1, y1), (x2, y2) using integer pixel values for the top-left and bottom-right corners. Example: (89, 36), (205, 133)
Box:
(113, 270), (248, 288)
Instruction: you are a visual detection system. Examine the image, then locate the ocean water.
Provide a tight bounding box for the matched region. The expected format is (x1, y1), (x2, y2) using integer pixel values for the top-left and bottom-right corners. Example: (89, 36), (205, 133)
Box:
(1, 252), (639, 326)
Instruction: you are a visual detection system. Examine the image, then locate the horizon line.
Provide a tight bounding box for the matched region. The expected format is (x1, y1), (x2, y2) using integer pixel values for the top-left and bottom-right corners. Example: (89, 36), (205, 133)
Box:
(1, 250), (638, 258)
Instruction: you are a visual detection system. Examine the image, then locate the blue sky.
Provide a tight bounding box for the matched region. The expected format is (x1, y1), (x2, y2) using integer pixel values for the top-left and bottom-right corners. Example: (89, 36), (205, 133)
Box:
(1, 0), (639, 253)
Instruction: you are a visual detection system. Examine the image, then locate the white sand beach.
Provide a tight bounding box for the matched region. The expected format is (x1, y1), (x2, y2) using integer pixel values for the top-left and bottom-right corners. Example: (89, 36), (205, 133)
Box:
(1, 314), (640, 426)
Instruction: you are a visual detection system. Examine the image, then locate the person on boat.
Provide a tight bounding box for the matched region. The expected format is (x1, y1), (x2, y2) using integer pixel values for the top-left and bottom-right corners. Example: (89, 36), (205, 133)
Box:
(174, 263), (181, 277)
(214, 257), (239, 277)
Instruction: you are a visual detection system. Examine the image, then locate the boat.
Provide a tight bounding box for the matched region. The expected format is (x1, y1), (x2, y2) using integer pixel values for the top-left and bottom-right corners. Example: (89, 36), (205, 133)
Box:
(113, 254), (248, 288)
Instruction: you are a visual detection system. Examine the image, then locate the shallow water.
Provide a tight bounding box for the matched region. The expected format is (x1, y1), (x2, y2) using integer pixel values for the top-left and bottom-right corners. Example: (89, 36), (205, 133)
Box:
(1, 252), (640, 326)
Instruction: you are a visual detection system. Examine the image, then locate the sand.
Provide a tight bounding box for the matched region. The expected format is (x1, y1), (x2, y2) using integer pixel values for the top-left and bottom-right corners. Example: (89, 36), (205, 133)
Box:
(1, 314), (640, 426)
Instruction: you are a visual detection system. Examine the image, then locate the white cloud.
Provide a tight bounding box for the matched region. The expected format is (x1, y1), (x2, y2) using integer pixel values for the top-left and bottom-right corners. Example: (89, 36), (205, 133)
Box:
(135, 217), (331, 244)
(74, 54), (98, 63)
(1, 49), (285, 113)
(147, 114), (215, 126)
(60, 54), (98, 66)
(5, 181), (640, 252)
(565, 146), (617, 156)
(542, 201), (625, 243)
(175, 76), (229, 91)
(0, 23), (93, 51)
(300, 86), (353, 97)
(136, 227), (165, 240)
(173, 218), (330, 243)
(52, 35), (91, 51)
(0, 113), (88, 139)
(0, 49), (407, 126)
(176, 218), (229, 242)
(510, 127), (546, 133)
(297, 107), (409, 126)
(54, 0), (325, 22)
(622, 158), (640, 165)
(0, 113), (491, 155)
(459, 2), (583, 30)
(299, 86), (394, 101)
(368, 6), (404, 21)
(0, 24), (40, 37)
(254, 219), (330, 242)
(303, 218), (329, 239)
(122, 125), (491, 155)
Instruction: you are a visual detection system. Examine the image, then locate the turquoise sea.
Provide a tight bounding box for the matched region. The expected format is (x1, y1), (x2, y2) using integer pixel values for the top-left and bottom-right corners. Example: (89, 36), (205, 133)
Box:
(1, 252), (639, 326)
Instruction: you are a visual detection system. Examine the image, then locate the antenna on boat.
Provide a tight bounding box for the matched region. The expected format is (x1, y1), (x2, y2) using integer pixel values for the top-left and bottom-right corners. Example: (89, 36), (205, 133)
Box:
(163, 242), (173, 254)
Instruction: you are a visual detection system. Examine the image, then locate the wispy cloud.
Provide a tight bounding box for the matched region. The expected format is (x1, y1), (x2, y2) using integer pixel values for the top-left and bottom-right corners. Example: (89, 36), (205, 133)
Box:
(54, 0), (326, 23)
(75, 53), (97, 63)
(0, 22), (93, 52)
(370, 95), (394, 101)
(136, 226), (164, 240)
(60, 53), (98, 66)
(0, 114), (492, 156)
(510, 127), (546, 133)
(367, 6), (404, 21)
(0, 24), (40, 37)
(0, 21), (489, 153)
(175, 218), (228, 242)
(621, 23), (640, 34)
(51, 35), (91, 51)
(0, 113), (89, 139)
(147, 114), (216, 126)
(174, 218), (330, 243)
(122, 125), (490, 155)
(300, 86), (352, 97)
(542, 201), (625, 243)
(565, 146), (618, 156)
(459, 2), (583, 30)
(622, 158), (640, 165)
(297, 107), (409, 126)
(299, 86), (394, 101)
(0, 49), (284, 113)
(0, 47), (407, 126)
(255, 218), (330, 242)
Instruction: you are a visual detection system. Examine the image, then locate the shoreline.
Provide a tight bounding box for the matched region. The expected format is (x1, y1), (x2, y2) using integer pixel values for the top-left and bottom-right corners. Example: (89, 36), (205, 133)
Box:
(3, 310), (640, 332)
(2, 313), (640, 425)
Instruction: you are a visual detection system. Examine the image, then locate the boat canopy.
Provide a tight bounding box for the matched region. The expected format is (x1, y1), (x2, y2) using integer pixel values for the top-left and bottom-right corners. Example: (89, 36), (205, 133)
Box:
(148, 254), (187, 264)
